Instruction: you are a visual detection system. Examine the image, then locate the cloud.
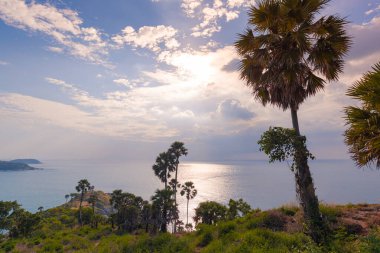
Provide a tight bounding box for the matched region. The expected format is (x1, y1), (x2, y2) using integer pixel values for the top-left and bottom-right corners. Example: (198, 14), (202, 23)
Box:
(0, 60), (8, 65)
(349, 16), (380, 60)
(47, 46), (64, 53)
(217, 99), (255, 120)
(181, 0), (203, 17)
(186, 0), (254, 37)
(112, 25), (180, 53)
(113, 78), (131, 87)
(0, 0), (110, 66)
(365, 4), (380, 15)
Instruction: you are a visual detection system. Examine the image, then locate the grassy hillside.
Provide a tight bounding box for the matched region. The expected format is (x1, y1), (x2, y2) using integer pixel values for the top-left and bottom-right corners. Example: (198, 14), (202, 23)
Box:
(1, 203), (380, 253)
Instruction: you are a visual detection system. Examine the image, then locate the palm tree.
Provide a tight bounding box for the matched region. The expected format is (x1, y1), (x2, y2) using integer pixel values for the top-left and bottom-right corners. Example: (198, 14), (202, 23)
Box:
(152, 152), (174, 189)
(75, 179), (92, 226)
(151, 188), (175, 233)
(168, 141), (187, 232)
(345, 62), (380, 168)
(88, 192), (98, 216)
(180, 181), (197, 225)
(235, 0), (350, 242)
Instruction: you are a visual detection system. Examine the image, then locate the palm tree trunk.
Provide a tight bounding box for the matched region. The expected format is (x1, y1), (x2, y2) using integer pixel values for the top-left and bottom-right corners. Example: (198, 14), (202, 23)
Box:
(186, 198), (189, 225)
(173, 161), (178, 233)
(291, 108), (324, 243)
(79, 193), (83, 226)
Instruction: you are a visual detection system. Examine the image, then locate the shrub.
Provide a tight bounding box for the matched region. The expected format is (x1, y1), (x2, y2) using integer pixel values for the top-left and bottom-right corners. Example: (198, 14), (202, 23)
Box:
(247, 211), (287, 231)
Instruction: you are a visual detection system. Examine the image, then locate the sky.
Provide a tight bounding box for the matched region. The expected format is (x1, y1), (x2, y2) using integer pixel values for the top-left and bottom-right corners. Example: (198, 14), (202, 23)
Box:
(0, 0), (380, 162)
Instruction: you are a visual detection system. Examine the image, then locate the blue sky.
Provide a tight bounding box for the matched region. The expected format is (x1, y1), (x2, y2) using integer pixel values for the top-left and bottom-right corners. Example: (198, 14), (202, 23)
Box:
(1, 0), (380, 162)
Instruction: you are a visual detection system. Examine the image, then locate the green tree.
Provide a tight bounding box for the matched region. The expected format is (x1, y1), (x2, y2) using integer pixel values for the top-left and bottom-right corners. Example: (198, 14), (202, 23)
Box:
(0, 201), (40, 238)
(194, 201), (227, 225)
(227, 198), (251, 220)
(180, 181), (197, 225)
(0, 201), (19, 231)
(110, 190), (145, 232)
(151, 189), (176, 232)
(344, 62), (380, 168)
(75, 179), (92, 226)
(235, 0), (350, 242)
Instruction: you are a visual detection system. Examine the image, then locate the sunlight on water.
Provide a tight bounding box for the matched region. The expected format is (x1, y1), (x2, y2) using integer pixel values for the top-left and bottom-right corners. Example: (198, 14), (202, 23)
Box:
(1, 159), (380, 224)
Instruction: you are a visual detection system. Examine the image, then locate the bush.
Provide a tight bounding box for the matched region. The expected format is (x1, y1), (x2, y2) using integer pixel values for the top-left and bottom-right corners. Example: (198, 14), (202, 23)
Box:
(247, 211), (287, 231)
(320, 205), (342, 224)
(198, 231), (213, 247)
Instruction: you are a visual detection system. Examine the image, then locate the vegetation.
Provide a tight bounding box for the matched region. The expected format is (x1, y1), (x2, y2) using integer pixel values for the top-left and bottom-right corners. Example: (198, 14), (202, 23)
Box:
(180, 181), (197, 226)
(75, 179), (92, 226)
(235, 0), (351, 242)
(1, 200), (380, 253)
(344, 62), (380, 169)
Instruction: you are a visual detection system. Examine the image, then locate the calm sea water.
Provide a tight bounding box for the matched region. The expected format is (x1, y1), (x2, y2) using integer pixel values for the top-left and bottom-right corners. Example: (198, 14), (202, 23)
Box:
(1, 159), (380, 222)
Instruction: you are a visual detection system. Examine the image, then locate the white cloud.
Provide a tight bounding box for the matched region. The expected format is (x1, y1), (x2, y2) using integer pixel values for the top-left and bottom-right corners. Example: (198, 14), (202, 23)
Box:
(365, 4), (380, 15)
(0, 60), (8, 65)
(187, 0), (254, 37)
(113, 78), (131, 87)
(112, 25), (180, 53)
(0, 0), (110, 66)
(47, 46), (64, 53)
(182, 0), (203, 17)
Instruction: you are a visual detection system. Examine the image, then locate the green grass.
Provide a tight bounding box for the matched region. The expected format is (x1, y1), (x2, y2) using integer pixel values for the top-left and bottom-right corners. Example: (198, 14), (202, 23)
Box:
(1, 206), (380, 253)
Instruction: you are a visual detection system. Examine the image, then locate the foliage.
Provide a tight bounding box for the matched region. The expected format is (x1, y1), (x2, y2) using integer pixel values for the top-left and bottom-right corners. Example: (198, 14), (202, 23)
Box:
(0, 201), (40, 238)
(1, 202), (380, 252)
(345, 62), (380, 168)
(194, 201), (228, 225)
(109, 190), (146, 232)
(151, 188), (177, 233)
(235, 0), (351, 111)
(75, 179), (92, 226)
(258, 127), (314, 171)
(227, 198), (251, 220)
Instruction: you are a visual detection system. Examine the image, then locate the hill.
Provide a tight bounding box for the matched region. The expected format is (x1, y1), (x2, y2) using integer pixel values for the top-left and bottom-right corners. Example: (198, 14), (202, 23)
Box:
(0, 161), (40, 171)
(1, 203), (380, 252)
(9, 159), (42, 164)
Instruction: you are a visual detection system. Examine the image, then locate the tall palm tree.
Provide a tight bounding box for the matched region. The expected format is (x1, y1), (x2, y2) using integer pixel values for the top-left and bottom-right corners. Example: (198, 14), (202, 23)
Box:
(168, 141), (187, 232)
(153, 152), (174, 189)
(180, 181), (197, 225)
(235, 0), (350, 242)
(75, 179), (92, 226)
(345, 62), (380, 168)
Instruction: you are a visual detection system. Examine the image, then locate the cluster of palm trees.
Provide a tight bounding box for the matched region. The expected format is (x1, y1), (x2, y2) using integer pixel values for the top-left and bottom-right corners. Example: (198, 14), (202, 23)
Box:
(70, 142), (198, 234)
(151, 141), (197, 232)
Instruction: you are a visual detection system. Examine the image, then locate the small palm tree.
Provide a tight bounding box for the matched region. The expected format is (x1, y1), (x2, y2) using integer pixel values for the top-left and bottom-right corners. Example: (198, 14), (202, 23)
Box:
(235, 0), (350, 242)
(345, 62), (380, 168)
(75, 179), (92, 226)
(180, 181), (197, 225)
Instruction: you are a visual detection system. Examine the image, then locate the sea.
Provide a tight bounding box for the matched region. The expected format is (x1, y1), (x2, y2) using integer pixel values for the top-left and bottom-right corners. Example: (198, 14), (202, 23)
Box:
(1, 159), (380, 223)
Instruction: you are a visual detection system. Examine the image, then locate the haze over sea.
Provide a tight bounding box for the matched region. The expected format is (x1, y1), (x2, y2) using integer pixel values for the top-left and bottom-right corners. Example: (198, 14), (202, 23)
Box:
(1, 159), (380, 221)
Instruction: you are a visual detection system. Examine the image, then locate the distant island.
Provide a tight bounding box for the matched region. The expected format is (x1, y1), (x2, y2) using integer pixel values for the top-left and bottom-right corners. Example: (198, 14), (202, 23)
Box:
(0, 160), (41, 171)
(9, 159), (42, 164)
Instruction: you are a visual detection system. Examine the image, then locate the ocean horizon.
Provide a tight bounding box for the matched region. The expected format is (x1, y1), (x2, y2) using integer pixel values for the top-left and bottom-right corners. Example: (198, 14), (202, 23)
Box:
(1, 159), (380, 222)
